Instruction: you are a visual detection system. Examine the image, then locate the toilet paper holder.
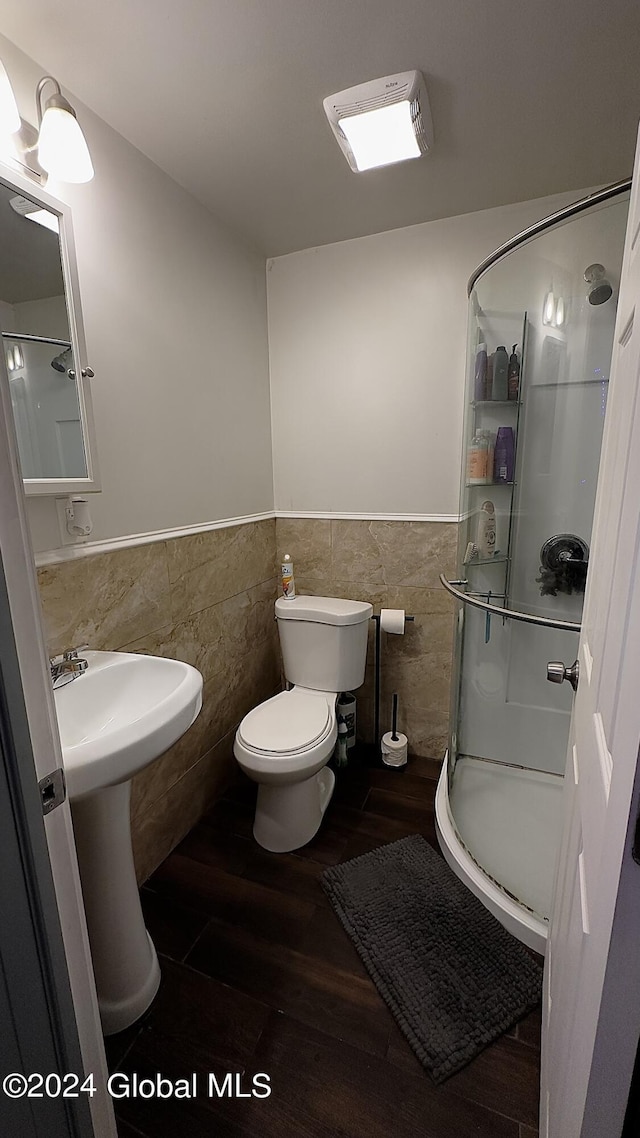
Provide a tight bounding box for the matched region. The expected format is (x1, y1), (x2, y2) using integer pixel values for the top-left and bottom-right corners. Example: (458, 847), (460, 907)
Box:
(371, 612), (414, 752)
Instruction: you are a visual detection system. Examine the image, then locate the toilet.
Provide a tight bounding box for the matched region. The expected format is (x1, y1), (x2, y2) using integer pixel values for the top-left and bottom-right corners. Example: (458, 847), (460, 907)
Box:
(234, 595), (373, 852)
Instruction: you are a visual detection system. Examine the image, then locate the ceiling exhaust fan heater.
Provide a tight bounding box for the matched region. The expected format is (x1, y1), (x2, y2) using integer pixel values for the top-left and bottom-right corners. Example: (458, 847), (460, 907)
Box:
(323, 70), (433, 173)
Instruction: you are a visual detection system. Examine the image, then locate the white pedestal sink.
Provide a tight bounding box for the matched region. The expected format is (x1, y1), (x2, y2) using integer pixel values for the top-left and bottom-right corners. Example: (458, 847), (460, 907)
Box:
(54, 650), (203, 1035)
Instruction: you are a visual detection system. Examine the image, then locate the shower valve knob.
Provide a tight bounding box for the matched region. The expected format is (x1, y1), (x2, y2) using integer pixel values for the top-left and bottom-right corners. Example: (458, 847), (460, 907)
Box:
(547, 659), (579, 692)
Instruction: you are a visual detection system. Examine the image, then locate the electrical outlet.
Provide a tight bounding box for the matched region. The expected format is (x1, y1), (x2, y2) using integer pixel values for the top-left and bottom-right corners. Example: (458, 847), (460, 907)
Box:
(55, 497), (79, 545)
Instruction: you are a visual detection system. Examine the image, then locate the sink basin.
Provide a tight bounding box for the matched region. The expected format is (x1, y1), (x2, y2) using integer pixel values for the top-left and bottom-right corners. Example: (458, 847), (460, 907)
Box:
(54, 649), (203, 1035)
(55, 649), (203, 800)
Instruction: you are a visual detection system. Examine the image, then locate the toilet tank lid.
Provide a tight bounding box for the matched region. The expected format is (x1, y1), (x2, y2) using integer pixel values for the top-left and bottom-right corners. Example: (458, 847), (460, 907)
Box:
(275, 596), (373, 626)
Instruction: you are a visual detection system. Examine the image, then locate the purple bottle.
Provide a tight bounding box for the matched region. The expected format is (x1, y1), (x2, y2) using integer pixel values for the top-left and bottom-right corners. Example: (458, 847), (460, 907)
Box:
(493, 427), (514, 483)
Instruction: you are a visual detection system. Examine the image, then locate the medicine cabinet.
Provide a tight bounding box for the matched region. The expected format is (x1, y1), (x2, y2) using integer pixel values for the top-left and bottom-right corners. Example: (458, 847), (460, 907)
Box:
(0, 160), (99, 494)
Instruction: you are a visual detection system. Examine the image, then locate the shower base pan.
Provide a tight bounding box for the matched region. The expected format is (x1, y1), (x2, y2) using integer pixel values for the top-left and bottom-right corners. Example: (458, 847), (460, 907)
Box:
(435, 756), (564, 955)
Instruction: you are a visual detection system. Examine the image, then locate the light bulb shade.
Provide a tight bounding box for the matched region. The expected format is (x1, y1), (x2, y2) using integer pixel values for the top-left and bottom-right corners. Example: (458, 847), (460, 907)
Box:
(543, 290), (555, 326)
(0, 59), (20, 136)
(38, 104), (94, 183)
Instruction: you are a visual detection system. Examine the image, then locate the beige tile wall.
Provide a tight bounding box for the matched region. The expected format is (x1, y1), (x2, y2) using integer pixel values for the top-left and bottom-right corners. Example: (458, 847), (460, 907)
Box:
(36, 515), (456, 882)
(37, 519), (279, 882)
(276, 518), (457, 761)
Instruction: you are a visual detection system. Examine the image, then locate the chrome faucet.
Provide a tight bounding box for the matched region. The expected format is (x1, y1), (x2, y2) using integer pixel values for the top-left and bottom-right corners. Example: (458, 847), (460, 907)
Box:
(50, 646), (89, 689)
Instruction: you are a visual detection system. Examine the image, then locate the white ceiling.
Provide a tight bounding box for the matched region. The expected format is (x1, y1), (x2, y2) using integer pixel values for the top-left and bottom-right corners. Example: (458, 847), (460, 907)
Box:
(2, 0), (640, 256)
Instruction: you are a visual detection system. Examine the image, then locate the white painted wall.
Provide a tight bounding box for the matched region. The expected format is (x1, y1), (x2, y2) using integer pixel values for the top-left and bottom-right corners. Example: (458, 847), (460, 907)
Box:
(0, 33), (273, 553)
(267, 190), (588, 516)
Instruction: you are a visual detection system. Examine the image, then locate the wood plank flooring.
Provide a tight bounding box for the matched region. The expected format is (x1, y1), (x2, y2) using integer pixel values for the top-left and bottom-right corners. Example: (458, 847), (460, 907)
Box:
(108, 753), (541, 1137)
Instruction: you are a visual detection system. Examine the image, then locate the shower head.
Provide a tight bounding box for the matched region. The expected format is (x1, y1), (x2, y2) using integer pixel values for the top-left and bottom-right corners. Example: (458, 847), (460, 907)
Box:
(584, 263), (613, 305)
(51, 347), (72, 372)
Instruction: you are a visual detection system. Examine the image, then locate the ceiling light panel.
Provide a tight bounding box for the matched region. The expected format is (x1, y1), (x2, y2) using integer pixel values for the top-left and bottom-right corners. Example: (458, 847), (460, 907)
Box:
(324, 70), (433, 173)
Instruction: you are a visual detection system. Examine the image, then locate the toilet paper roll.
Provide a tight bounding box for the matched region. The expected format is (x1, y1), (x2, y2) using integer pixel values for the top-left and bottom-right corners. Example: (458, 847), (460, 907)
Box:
(381, 731), (408, 767)
(380, 608), (405, 635)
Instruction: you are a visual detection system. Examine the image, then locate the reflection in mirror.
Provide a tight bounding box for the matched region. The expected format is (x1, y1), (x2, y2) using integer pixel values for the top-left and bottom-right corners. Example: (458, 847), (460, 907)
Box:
(0, 182), (87, 478)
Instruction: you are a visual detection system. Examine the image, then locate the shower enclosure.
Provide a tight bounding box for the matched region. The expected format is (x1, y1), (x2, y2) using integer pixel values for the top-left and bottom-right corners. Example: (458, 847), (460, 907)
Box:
(435, 182), (631, 952)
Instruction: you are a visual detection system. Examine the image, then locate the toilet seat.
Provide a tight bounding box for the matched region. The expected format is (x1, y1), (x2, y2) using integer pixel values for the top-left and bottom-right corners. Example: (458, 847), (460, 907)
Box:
(238, 689), (332, 756)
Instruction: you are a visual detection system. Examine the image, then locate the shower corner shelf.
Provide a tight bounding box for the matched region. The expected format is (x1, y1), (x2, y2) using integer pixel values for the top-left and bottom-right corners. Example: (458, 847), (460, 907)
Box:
(471, 399), (521, 408)
(462, 312), (527, 613)
(466, 554), (509, 567)
(465, 480), (515, 489)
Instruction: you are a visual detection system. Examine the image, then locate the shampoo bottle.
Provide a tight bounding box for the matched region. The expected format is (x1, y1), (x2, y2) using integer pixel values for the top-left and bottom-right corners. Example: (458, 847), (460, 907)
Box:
(486, 353), (494, 399)
(492, 346), (509, 401)
(480, 430), (495, 484)
(493, 427), (515, 483)
(508, 345), (520, 401)
(475, 500), (496, 559)
(467, 432), (488, 485)
(281, 554), (296, 598)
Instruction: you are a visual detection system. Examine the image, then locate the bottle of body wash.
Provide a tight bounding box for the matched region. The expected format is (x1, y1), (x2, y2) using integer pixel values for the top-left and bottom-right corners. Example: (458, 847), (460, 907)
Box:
(492, 346), (509, 401)
(508, 345), (520, 401)
(493, 427), (515, 483)
(475, 500), (496, 559)
(480, 430), (495, 483)
(467, 432), (488, 484)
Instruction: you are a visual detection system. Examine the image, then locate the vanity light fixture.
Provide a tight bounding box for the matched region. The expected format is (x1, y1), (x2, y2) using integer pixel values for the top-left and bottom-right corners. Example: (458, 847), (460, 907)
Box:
(542, 290), (556, 326)
(323, 70), (433, 173)
(0, 58), (94, 185)
(543, 289), (568, 329)
(36, 77), (94, 183)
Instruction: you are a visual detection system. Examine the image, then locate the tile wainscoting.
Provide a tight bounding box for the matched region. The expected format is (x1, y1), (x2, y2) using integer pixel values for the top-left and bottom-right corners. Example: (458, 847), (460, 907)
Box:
(275, 518), (457, 761)
(35, 514), (456, 881)
(36, 518), (279, 882)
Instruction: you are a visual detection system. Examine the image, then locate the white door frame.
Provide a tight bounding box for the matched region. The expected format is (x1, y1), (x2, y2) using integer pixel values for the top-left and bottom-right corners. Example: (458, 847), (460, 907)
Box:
(0, 320), (116, 1136)
(542, 125), (640, 1137)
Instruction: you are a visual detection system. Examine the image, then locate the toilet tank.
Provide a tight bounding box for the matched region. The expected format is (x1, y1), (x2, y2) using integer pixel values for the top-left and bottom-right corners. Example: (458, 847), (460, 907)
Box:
(275, 596), (373, 692)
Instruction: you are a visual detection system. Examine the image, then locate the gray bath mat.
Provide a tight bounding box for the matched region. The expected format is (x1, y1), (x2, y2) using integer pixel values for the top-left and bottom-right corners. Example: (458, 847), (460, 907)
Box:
(321, 834), (542, 1083)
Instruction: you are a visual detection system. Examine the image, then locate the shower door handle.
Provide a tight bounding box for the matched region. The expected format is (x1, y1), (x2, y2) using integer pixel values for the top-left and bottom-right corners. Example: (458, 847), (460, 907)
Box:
(547, 659), (579, 692)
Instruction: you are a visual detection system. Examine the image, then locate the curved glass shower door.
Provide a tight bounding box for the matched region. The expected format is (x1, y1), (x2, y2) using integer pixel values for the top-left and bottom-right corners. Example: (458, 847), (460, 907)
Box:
(442, 186), (630, 948)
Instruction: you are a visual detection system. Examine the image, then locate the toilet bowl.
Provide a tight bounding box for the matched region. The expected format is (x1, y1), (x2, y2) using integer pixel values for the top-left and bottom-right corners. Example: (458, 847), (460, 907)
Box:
(234, 595), (372, 852)
(235, 687), (338, 852)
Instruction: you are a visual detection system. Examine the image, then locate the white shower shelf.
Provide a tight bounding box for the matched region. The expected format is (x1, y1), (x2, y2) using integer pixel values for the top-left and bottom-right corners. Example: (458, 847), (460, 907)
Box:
(466, 554), (509, 567)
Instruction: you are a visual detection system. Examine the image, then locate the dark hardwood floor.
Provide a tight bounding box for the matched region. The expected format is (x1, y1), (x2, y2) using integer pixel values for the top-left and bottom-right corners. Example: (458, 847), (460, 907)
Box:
(108, 752), (541, 1138)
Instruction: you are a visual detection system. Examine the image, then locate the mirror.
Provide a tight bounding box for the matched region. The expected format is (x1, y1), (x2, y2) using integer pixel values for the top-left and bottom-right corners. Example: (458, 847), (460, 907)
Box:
(0, 164), (99, 494)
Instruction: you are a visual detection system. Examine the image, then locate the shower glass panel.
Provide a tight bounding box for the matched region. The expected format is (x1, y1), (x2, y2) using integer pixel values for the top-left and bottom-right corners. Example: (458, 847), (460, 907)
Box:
(444, 188), (630, 941)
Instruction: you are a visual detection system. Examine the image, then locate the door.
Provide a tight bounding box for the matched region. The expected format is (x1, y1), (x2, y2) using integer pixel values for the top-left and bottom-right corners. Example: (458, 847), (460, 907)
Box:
(542, 125), (640, 1137)
(0, 304), (116, 1135)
